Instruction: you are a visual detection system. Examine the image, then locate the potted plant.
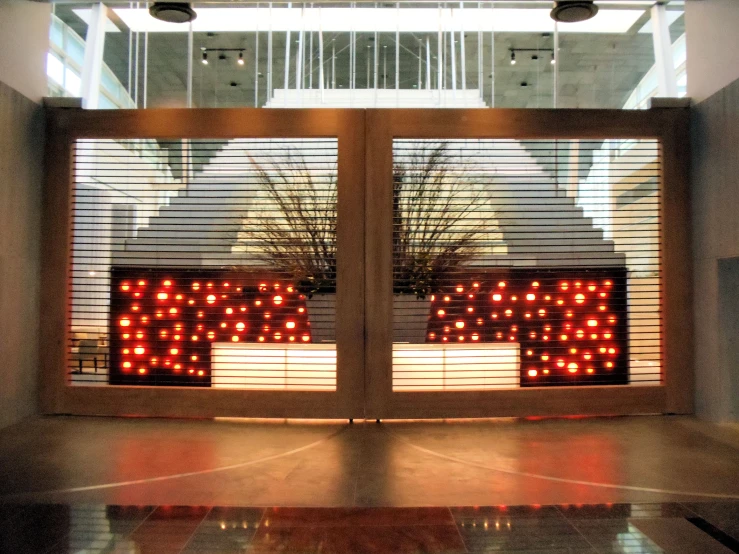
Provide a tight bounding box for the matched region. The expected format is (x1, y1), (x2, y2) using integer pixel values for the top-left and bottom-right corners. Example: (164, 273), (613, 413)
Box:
(240, 142), (491, 343)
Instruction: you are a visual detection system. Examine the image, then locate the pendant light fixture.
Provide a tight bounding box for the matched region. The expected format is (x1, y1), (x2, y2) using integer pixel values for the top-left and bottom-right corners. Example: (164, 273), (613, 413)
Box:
(550, 1), (599, 23)
(149, 2), (197, 24)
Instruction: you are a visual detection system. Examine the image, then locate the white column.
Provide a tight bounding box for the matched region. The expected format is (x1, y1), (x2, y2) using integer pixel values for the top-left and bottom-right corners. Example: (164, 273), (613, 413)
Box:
(80, 2), (108, 109)
(650, 2), (678, 97)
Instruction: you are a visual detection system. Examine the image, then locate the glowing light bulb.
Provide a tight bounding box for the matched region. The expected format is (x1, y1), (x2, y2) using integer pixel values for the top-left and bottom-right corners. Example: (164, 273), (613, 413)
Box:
(528, 369), (538, 377)
(587, 319), (598, 327)
(122, 361), (131, 369)
(170, 348), (178, 355)
(493, 294), (502, 302)
(286, 321), (296, 329)
(542, 355), (550, 361)
(192, 282), (200, 291)
(505, 309), (513, 316)
(526, 293), (535, 301)
(456, 285), (464, 292)
(575, 294), (585, 304)
(560, 282), (569, 291)
(274, 295), (283, 305)
(157, 292), (168, 300)
(206, 295), (216, 304)
(225, 308), (233, 315)
(232, 336), (239, 342)
(498, 281), (506, 288)
(120, 318), (131, 327)
(134, 346), (145, 355)
(121, 283), (130, 291)
(236, 322), (246, 331)
(532, 281), (540, 288)
(471, 334), (479, 341)
(557, 360), (565, 368)
(437, 309), (446, 316)
(455, 321), (465, 329)
(302, 335), (310, 342)
(568, 363), (578, 373)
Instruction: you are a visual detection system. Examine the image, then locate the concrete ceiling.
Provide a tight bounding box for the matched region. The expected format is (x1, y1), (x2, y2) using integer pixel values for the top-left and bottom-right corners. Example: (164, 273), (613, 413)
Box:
(54, 3), (685, 110)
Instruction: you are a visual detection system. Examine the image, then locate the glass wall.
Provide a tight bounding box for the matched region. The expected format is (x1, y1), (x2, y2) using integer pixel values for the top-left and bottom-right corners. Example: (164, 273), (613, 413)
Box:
(48, 1), (686, 110)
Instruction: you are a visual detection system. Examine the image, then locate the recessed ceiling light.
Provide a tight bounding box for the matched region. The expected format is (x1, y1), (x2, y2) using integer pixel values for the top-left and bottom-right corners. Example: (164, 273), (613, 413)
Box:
(550, 1), (599, 23)
(149, 2), (197, 24)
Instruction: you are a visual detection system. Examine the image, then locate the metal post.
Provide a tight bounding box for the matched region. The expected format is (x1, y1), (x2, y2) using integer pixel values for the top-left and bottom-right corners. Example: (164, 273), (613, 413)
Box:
(80, 2), (108, 109)
(395, 2), (400, 96)
(650, 1), (678, 97)
(383, 45), (387, 89)
(554, 22), (559, 108)
(186, 22), (193, 108)
(490, 0), (494, 107)
(143, 31), (148, 108)
(255, 5), (260, 107)
(268, 3), (273, 101)
(319, 7), (324, 102)
(284, 2), (292, 105)
(426, 36), (431, 90)
(459, 1), (466, 93)
(437, 4), (443, 102)
(331, 39), (336, 89)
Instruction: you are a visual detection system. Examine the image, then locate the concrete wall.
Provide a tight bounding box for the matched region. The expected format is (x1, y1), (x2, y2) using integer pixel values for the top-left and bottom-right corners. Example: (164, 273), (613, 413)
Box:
(686, 0), (739, 102)
(691, 74), (739, 421)
(0, 0), (49, 429)
(0, 0), (50, 102)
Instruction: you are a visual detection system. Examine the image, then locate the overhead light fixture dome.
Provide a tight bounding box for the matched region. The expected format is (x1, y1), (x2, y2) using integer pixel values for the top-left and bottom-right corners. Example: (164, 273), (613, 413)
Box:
(550, 1), (599, 23)
(149, 2), (197, 24)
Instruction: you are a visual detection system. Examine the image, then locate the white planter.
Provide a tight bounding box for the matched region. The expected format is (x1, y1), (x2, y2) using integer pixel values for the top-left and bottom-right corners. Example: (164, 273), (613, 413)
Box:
(306, 294), (431, 344)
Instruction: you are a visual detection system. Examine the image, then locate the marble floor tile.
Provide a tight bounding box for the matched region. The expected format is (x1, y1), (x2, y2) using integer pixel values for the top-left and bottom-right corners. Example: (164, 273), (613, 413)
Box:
(569, 519), (664, 554)
(248, 524), (468, 553)
(629, 518), (734, 554)
(683, 502), (739, 543)
(456, 517), (592, 553)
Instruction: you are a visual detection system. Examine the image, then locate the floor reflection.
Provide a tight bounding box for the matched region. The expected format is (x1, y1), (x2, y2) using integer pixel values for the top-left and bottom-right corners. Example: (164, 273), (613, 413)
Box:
(0, 502), (736, 553)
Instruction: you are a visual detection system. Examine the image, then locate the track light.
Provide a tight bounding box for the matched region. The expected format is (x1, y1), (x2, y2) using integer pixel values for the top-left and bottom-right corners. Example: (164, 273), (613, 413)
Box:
(510, 50), (516, 65)
(238, 51), (244, 66)
(202, 50), (208, 65)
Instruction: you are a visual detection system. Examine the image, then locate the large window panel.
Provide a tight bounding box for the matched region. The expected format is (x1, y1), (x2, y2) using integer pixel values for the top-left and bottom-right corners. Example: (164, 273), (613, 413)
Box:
(391, 138), (661, 391)
(70, 138), (339, 390)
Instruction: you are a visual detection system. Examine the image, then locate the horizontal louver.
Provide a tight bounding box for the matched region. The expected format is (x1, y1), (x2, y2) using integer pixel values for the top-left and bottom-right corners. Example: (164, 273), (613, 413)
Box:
(391, 138), (661, 390)
(69, 138), (338, 389)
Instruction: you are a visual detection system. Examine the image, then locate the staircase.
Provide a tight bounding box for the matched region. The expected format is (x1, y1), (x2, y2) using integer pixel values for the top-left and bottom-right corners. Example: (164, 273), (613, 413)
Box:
(116, 138), (623, 268)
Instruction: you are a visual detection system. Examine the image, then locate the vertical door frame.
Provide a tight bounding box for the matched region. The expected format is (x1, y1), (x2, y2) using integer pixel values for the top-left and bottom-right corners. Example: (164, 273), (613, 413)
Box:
(40, 107), (366, 419)
(40, 106), (692, 419)
(364, 107), (692, 419)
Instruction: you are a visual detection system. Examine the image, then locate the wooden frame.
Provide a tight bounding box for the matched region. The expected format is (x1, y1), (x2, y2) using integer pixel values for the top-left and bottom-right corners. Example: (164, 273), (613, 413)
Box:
(364, 108), (693, 419)
(41, 108), (365, 419)
(41, 106), (692, 419)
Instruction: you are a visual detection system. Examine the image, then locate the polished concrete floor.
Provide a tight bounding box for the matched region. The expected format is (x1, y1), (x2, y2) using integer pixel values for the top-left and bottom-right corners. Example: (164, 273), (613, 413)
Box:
(3, 502), (739, 553)
(1, 415), (739, 552)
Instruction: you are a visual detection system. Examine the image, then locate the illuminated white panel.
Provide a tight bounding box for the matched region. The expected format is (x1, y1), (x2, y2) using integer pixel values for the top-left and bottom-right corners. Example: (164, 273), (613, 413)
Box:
(393, 343), (520, 392)
(110, 7), (644, 35)
(212, 343), (336, 391)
